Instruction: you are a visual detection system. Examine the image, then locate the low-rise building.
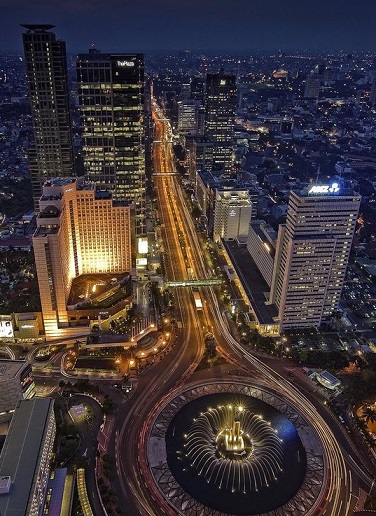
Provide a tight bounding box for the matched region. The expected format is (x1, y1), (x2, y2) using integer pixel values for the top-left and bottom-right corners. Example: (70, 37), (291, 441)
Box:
(0, 398), (56, 515)
(0, 359), (35, 424)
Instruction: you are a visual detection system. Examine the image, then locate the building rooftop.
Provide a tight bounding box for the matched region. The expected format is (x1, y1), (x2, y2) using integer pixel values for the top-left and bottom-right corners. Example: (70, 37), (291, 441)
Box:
(67, 272), (130, 307)
(21, 24), (55, 31)
(77, 50), (143, 61)
(0, 360), (28, 381)
(44, 177), (76, 188)
(297, 182), (360, 199)
(0, 398), (54, 516)
(34, 226), (59, 237)
(250, 222), (276, 257)
(44, 468), (68, 516)
(222, 240), (278, 325)
(316, 371), (341, 390)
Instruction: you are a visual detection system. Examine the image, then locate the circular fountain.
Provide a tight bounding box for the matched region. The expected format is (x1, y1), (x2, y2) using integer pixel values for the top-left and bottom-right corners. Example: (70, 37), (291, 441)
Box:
(166, 393), (307, 515)
(184, 404), (283, 493)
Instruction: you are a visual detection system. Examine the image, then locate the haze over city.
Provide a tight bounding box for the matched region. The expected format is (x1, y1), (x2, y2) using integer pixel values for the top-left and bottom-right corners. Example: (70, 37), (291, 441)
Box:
(1, 0), (376, 52)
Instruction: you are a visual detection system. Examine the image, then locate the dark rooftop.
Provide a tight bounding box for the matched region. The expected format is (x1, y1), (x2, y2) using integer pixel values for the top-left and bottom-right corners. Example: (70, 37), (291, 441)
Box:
(223, 240), (278, 325)
(34, 226), (59, 237)
(67, 272), (130, 308)
(21, 24), (55, 31)
(0, 398), (54, 516)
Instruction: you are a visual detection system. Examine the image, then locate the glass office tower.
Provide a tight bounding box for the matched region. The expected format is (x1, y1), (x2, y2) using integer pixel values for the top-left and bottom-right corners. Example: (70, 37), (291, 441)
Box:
(77, 50), (145, 235)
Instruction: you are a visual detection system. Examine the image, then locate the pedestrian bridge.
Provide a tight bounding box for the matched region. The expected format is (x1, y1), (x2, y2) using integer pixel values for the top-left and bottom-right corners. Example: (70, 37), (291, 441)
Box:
(153, 172), (178, 176)
(165, 279), (222, 288)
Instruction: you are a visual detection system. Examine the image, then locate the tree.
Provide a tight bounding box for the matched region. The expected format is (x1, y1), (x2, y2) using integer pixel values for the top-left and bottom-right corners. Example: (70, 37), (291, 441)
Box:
(205, 335), (217, 358)
(191, 205), (202, 220)
(362, 406), (376, 424)
(102, 396), (115, 415)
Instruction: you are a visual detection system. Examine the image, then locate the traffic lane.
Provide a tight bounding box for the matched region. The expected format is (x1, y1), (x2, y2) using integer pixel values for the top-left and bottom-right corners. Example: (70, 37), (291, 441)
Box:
(246, 352), (376, 479)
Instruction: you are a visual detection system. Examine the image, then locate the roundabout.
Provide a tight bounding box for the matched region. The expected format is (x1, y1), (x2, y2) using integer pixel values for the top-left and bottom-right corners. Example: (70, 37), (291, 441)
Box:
(145, 382), (326, 516)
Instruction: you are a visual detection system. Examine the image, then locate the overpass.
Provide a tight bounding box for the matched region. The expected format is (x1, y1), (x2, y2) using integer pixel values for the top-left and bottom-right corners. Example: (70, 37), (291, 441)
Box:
(153, 172), (178, 176)
(164, 279), (222, 288)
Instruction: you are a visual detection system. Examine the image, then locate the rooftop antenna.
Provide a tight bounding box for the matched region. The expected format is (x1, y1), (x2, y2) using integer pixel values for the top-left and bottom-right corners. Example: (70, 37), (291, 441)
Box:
(339, 161), (344, 185)
(315, 164), (321, 184)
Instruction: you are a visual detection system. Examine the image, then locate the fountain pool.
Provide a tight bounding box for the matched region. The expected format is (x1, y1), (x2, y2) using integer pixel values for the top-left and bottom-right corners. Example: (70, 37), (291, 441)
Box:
(166, 393), (307, 515)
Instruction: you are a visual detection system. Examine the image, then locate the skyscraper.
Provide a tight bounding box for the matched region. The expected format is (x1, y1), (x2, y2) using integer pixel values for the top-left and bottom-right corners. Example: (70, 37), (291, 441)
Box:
(269, 184), (361, 331)
(177, 100), (198, 135)
(77, 50), (145, 235)
(190, 76), (205, 103)
(21, 25), (74, 209)
(33, 178), (132, 336)
(205, 72), (236, 173)
(303, 65), (323, 99)
(213, 189), (252, 242)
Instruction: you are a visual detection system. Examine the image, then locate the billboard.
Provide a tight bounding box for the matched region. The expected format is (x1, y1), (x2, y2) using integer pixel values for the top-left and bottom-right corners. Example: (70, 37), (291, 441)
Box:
(0, 316), (14, 339)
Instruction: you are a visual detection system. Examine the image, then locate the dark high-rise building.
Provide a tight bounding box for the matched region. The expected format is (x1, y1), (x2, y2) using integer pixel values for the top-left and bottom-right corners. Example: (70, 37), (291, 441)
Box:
(303, 64), (323, 99)
(205, 72), (236, 173)
(21, 25), (74, 209)
(369, 77), (376, 104)
(77, 49), (145, 235)
(191, 77), (205, 102)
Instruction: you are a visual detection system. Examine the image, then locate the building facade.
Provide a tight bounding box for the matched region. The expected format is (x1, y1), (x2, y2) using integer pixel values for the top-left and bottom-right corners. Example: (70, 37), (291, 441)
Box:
(177, 100), (198, 135)
(205, 72), (236, 173)
(33, 178), (132, 336)
(213, 189), (252, 242)
(270, 185), (361, 331)
(247, 221), (277, 287)
(304, 66), (322, 99)
(0, 399), (56, 516)
(0, 360), (35, 423)
(22, 25), (74, 209)
(77, 50), (145, 235)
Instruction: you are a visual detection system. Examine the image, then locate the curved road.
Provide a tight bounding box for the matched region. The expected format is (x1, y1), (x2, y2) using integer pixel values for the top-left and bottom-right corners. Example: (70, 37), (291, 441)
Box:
(112, 102), (369, 516)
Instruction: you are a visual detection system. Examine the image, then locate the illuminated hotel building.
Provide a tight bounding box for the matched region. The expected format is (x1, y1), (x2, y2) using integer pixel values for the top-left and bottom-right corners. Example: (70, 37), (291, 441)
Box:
(77, 50), (145, 235)
(205, 72), (236, 173)
(21, 25), (74, 209)
(269, 184), (361, 331)
(33, 178), (132, 336)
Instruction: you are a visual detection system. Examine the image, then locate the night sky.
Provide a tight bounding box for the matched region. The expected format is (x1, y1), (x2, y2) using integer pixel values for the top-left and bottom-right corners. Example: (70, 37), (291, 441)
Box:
(2, 0), (376, 53)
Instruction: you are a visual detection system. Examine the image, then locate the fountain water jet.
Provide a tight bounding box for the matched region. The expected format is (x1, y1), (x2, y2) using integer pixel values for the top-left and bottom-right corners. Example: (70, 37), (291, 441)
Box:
(165, 392), (308, 515)
(184, 404), (283, 493)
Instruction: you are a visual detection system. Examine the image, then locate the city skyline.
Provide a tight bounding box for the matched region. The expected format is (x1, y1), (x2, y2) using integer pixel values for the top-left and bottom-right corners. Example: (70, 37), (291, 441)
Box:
(1, 0), (376, 53)
(2, 8), (376, 514)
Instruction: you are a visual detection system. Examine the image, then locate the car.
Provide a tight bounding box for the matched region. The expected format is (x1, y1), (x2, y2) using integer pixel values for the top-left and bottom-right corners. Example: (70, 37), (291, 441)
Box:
(339, 415), (345, 424)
